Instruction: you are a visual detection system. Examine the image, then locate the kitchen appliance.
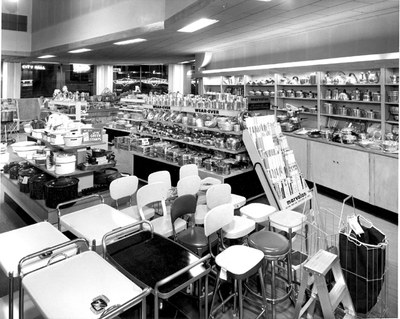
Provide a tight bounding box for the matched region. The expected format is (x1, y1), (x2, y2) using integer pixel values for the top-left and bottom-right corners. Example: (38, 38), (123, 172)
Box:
(18, 167), (39, 193)
(29, 173), (52, 199)
(64, 132), (83, 147)
(44, 177), (79, 208)
(94, 168), (120, 185)
(55, 153), (76, 175)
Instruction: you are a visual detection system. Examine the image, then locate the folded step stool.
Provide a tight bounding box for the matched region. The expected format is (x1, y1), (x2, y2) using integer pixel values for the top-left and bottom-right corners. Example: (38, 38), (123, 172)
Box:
(294, 249), (356, 319)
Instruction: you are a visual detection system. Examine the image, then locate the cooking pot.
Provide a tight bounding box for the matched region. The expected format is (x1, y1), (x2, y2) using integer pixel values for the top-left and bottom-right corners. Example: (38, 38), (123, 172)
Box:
(18, 167), (39, 193)
(94, 168), (120, 185)
(64, 132), (83, 147)
(225, 136), (242, 151)
(1, 109), (15, 122)
(29, 173), (52, 199)
(350, 107), (365, 118)
(323, 103), (333, 114)
(368, 71), (380, 84)
(203, 158), (214, 171)
(366, 110), (376, 119)
(3, 161), (19, 174)
(320, 129), (332, 140)
(44, 177), (79, 209)
(342, 134), (357, 144)
(371, 92), (381, 102)
(336, 105), (350, 116)
(92, 148), (107, 158)
(215, 161), (231, 175)
(55, 153), (76, 175)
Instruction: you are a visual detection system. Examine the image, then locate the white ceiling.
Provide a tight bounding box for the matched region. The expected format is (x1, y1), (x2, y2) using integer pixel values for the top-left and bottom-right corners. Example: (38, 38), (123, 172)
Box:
(7, 0), (400, 65)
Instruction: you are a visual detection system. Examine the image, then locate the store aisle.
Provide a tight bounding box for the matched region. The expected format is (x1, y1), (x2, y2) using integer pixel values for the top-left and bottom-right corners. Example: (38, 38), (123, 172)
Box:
(0, 184), (397, 318)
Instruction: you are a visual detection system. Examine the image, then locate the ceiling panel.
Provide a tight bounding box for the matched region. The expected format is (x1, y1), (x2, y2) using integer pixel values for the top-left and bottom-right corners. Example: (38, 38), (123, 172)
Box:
(3, 0), (398, 65)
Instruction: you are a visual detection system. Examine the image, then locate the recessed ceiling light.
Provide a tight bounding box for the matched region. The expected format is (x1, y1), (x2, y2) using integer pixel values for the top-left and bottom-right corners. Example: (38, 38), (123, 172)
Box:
(38, 55), (56, 59)
(68, 48), (92, 54)
(114, 38), (147, 45)
(178, 18), (219, 33)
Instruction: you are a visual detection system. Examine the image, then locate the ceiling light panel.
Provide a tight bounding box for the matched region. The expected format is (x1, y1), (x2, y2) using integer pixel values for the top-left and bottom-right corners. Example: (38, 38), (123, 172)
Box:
(114, 38), (147, 45)
(68, 48), (92, 54)
(38, 55), (56, 59)
(178, 18), (219, 33)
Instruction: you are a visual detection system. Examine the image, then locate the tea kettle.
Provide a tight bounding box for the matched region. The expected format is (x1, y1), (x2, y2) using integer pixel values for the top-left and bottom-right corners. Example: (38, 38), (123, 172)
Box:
(346, 73), (358, 85)
(368, 71), (380, 84)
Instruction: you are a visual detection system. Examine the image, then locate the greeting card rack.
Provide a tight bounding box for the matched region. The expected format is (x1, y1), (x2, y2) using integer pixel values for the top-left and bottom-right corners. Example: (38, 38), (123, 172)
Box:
(243, 115), (312, 210)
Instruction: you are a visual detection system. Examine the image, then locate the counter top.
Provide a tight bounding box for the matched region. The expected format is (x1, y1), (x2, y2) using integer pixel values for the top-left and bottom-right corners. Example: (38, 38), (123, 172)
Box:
(284, 131), (398, 159)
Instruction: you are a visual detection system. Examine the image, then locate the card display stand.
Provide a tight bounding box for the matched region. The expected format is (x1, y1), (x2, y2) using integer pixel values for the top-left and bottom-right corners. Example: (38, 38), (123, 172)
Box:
(243, 115), (312, 210)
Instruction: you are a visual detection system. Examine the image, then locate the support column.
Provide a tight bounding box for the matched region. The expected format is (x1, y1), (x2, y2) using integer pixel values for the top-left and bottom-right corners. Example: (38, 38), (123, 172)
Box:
(2, 62), (22, 98)
(96, 65), (114, 95)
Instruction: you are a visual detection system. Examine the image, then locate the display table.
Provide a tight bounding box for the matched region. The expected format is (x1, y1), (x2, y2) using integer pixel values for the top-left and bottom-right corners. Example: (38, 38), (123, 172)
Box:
(22, 250), (149, 319)
(59, 202), (138, 253)
(0, 222), (74, 319)
(131, 151), (264, 200)
(103, 224), (211, 319)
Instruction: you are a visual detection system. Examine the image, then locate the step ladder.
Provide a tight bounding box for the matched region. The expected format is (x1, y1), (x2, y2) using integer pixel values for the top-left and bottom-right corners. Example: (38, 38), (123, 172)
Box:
(294, 249), (356, 319)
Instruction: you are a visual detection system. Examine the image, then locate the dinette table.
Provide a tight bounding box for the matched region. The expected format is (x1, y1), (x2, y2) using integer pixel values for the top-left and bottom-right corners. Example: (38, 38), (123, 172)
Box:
(0, 221), (74, 319)
(57, 194), (138, 254)
(20, 240), (151, 319)
(103, 221), (212, 319)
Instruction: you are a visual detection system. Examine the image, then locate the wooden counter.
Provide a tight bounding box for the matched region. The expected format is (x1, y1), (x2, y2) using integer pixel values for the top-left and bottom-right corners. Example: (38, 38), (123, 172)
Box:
(285, 133), (398, 213)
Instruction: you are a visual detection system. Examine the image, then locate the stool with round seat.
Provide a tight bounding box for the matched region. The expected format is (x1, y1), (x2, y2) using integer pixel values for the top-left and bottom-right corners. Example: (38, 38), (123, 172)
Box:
(240, 203), (277, 230)
(247, 230), (294, 319)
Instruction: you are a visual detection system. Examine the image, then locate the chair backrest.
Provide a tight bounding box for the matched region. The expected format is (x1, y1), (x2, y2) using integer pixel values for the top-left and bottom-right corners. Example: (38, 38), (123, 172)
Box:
(136, 182), (169, 220)
(179, 164), (198, 179)
(176, 175), (201, 197)
(206, 183), (232, 209)
(170, 194), (197, 226)
(109, 175), (139, 202)
(148, 170), (172, 190)
(204, 203), (234, 237)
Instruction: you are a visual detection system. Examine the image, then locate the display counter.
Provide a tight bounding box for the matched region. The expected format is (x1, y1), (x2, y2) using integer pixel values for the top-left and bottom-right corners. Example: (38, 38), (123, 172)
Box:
(285, 133), (398, 213)
(130, 151), (264, 201)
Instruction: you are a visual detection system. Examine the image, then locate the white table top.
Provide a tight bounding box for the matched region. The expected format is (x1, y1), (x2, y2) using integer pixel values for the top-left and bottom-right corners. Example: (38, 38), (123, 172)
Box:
(23, 250), (143, 319)
(60, 203), (137, 245)
(0, 221), (72, 276)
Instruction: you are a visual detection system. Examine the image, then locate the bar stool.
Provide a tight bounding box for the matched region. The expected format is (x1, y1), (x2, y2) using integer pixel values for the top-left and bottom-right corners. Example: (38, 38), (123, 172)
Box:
(247, 230), (293, 319)
(240, 203), (277, 230)
(204, 203), (267, 319)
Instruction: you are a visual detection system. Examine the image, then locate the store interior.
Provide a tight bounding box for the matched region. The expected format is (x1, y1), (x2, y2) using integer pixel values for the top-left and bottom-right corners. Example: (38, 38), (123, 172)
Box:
(0, 1), (399, 318)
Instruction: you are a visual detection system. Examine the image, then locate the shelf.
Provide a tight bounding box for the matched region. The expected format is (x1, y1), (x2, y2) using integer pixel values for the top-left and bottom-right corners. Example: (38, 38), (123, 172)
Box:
(28, 136), (105, 151)
(25, 159), (95, 178)
(120, 98), (146, 104)
(277, 97), (317, 101)
(321, 83), (381, 86)
(385, 102), (399, 105)
(139, 132), (246, 154)
(319, 113), (382, 122)
(386, 120), (399, 125)
(277, 84), (317, 87)
(246, 84), (275, 87)
(320, 99), (381, 104)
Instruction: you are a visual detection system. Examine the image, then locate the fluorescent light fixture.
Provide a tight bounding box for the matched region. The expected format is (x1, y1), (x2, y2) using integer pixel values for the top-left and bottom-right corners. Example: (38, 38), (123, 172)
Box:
(38, 55), (56, 59)
(68, 48), (92, 54)
(178, 18), (219, 33)
(201, 52), (400, 74)
(73, 64), (91, 73)
(179, 59), (196, 64)
(114, 38), (147, 45)
(257, 0), (272, 2)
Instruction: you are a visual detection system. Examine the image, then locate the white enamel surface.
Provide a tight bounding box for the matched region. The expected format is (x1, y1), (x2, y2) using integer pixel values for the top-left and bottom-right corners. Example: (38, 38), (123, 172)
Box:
(23, 251), (142, 319)
(215, 245), (264, 275)
(0, 222), (71, 275)
(240, 203), (277, 223)
(60, 204), (137, 244)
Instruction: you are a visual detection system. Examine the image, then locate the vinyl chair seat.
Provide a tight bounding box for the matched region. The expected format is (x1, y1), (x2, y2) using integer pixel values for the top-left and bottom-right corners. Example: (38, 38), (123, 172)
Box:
(231, 193), (247, 209)
(176, 227), (218, 256)
(151, 216), (187, 238)
(240, 203), (276, 224)
(120, 205), (155, 220)
(222, 216), (256, 239)
(269, 209), (306, 233)
(248, 231), (290, 257)
(215, 245), (264, 277)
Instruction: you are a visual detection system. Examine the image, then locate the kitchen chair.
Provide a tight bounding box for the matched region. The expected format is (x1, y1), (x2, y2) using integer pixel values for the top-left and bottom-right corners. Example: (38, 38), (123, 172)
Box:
(204, 203), (267, 319)
(240, 203), (277, 230)
(136, 181), (187, 238)
(197, 177), (221, 205)
(179, 163), (198, 179)
(19, 238), (150, 319)
(148, 170), (172, 189)
(109, 175), (155, 220)
(176, 174), (201, 197)
(171, 194), (217, 257)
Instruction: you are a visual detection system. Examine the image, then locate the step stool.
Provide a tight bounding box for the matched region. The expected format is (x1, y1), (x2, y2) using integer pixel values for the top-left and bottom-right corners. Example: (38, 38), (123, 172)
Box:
(294, 249), (356, 319)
